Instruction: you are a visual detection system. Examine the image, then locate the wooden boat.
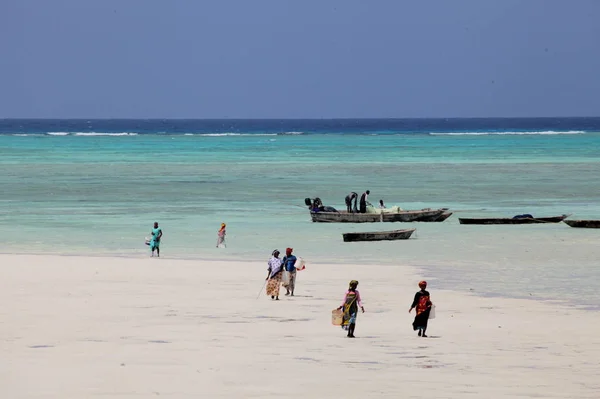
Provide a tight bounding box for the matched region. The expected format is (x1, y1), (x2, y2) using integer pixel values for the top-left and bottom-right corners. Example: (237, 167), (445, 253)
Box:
(459, 215), (569, 225)
(310, 208), (448, 223)
(430, 211), (453, 222)
(343, 228), (416, 242)
(563, 219), (600, 228)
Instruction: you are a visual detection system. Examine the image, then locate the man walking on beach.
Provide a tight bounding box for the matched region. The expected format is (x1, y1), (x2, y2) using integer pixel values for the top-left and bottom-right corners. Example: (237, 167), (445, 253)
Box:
(149, 222), (163, 257)
(282, 248), (297, 296)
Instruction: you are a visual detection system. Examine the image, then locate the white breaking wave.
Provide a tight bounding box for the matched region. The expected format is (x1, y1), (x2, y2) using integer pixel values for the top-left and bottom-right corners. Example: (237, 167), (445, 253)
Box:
(73, 132), (138, 136)
(45, 132), (138, 136)
(192, 133), (278, 137)
(430, 130), (586, 136)
(45, 132), (139, 136)
(184, 132), (303, 136)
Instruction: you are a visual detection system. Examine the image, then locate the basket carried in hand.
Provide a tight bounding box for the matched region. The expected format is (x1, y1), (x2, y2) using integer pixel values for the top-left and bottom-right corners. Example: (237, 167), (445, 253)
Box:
(331, 309), (343, 326)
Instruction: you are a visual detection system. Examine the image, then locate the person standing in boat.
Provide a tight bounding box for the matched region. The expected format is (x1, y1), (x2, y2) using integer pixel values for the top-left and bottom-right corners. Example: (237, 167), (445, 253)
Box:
(345, 192), (358, 213)
(409, 281), (432, 337)
(359, 190), (370, 213)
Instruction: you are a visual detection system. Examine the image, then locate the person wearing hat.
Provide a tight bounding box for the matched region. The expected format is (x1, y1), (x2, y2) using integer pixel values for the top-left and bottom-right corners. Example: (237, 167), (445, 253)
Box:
(265, 249), (284, 300)
(216, 223), (226, 248)
(337, 280), (365, 338)
(409, 281), (432, 337)
(282, 248), (297, 296)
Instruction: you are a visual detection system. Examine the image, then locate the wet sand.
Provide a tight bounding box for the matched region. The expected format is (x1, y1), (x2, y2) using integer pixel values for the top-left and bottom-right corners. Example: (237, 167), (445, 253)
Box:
(1, 254), (599, 398)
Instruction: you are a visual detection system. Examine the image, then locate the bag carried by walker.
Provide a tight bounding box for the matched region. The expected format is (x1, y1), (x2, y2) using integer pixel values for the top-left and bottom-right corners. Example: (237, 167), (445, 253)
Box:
(282, 271), (290, 287)
(429, 304), (436, 320)
(331, 309), (343, 326)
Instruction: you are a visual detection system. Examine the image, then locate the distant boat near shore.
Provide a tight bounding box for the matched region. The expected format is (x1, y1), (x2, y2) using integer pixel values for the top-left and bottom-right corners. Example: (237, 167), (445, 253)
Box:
(459, 214), (569, 225)
(311, 208), (450, 223)
(563, 219), (600, 228)
(305, 197), (451, 223)
(342, 228), (416, 242)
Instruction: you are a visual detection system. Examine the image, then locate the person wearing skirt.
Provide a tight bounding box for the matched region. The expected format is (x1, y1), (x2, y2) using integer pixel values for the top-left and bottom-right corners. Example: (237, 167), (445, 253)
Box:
(337, 280), (365, 338)
(409, 280), (432, 337)
(265, 250), (283, 300)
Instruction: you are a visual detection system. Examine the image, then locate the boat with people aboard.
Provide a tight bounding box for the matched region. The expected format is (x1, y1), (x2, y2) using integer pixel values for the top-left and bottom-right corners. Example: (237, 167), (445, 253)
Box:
(563, 219), (600, 228)
(305, 197), (451, 223)
(459, 214), (569, 225)
(342, 228), (416, 242)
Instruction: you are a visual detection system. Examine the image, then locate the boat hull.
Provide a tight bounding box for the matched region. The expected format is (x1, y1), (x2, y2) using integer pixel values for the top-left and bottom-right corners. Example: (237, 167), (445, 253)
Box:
(430, 211), (453, 222)
(343, 228), (416, 242)
(459, 215), (568, 225)
(563, 219), (600, 228)
(311, 209), (447, 223)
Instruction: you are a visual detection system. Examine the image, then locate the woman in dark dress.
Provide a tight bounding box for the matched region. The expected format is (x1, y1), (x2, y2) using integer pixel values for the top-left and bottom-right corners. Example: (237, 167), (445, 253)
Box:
(409, 281), (432, 337)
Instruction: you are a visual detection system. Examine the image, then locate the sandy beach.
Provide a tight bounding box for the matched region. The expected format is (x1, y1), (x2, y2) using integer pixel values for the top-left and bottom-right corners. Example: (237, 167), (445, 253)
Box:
(2, 254), (599, 398)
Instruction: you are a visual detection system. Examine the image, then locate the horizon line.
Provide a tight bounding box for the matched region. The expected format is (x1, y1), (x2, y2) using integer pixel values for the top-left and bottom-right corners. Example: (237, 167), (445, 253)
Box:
(2, 116), (600, 121)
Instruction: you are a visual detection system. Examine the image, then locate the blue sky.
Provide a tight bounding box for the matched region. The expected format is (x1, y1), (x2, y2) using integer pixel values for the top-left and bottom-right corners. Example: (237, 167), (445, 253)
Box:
(1, 0), (599, 118)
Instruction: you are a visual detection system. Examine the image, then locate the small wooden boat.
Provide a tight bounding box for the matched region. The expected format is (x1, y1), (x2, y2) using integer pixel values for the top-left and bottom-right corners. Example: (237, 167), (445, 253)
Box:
(563, 219), (600, 228)
(459, 214), (569, 225)
(342, 228), (416, 242)
(430, 211), (453, 222)
(310, 208), (448, 223)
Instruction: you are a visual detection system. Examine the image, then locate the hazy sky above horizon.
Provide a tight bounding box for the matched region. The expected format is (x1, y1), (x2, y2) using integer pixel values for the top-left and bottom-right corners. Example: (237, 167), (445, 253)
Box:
(1, 0), (599, 118)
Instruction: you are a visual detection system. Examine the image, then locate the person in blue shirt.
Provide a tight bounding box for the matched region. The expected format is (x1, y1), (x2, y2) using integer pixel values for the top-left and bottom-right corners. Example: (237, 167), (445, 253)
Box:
(149, 222), (163, 257)
(282, 247), (297, 296)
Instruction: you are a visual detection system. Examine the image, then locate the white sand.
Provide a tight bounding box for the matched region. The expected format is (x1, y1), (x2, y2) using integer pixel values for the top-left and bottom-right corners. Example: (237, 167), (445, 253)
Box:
(2, 254), (600, 398)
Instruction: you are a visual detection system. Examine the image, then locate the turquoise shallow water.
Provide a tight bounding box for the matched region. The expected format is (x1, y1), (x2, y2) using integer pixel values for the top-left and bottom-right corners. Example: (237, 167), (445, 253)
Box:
(1, 120), (600, 307)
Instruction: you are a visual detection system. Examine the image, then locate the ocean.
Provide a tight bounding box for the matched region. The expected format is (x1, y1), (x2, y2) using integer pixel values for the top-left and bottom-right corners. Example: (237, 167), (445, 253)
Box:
(1, 118), (599, 308)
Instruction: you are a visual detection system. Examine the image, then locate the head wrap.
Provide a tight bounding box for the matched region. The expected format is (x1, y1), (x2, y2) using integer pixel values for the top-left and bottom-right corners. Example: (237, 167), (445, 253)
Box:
(221, 223), (226, 227)
(272, 249), (280, 256)
(419, 280), (427, 289)
(286, 247), (293, 255)
(349, 280), (359, 288)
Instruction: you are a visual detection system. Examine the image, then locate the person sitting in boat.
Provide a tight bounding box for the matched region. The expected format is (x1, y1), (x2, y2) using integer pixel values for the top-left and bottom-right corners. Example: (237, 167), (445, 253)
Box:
(345, 192), (358, 213)
(512, 214), (533, 219)
(312, 197), (325, 212)
(379, 199), (386, 209)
